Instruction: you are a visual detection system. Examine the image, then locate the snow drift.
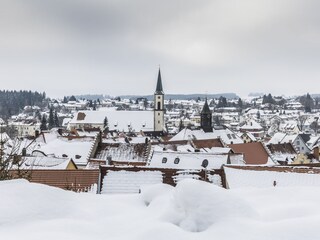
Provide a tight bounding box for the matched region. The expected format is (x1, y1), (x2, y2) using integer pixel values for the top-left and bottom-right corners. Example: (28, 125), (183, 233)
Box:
(2, 179), (320, 240)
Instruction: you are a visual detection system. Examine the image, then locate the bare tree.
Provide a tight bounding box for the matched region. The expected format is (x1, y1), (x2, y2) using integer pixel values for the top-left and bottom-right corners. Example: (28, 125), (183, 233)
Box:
(0, 137), (29, 180)
(310, 117), (319, 135)
(297, 114), (308, 132)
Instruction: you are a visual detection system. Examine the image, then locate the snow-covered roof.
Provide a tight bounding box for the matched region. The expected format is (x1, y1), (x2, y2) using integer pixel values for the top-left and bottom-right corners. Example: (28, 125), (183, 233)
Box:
(268, 132), (288, 144)
(20, 130), (94, 166)
(224, 166), (320, 188)
(212, 129), (243, 144)
(240, 120), (263, 130)
(0, 132), (10, 142)
(241, 132), (257, 141)
(169, 128), (215, 141)
(169, 128), (243, 144)
(69, 110), (154, 132)
(149, 151), (244, 169)
(307, 136), (320, 149)
(21, 156), (75, 170)
(62, 118), (71, 127)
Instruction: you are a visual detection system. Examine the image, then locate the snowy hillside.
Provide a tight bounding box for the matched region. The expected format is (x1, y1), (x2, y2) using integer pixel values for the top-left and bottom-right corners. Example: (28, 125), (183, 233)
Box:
(1, 179), (320, 239)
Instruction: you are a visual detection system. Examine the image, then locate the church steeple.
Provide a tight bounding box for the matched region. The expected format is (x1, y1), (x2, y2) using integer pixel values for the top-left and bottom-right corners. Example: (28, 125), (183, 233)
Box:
(154, 68), (165, 134)
(201, 98), (213, 132)
(155, 68), (164, 94)
(201, 98), (211, 114)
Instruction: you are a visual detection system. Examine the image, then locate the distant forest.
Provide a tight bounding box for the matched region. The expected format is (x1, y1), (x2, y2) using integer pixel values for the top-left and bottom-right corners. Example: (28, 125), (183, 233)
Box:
(120, 93), (239, 101)
(0, 90), (46, 120)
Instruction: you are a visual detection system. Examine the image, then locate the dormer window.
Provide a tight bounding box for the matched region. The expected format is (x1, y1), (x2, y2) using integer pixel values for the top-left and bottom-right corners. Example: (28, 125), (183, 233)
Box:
(201, 159), (209, 168)
(162, 157), (167, 163)
(174, 157), (180, 164)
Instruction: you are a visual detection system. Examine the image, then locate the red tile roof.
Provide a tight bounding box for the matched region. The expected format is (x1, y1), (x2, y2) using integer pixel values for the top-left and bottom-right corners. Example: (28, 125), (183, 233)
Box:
(228, 142), (270, 165)
(12, 170), (100, 192)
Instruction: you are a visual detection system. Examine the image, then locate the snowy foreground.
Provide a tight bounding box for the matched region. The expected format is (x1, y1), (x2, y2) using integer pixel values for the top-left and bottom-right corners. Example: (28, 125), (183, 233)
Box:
(1, 180), (320, 240)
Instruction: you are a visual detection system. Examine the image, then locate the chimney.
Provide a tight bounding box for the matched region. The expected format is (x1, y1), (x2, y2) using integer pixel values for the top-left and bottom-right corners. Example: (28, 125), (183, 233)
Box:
(314, 146), (319, 161)
(107, 156), (112, 165)
(22, 148), (27, 157)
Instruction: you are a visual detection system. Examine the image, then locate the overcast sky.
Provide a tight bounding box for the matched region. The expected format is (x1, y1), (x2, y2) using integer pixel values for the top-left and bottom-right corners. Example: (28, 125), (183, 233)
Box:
(1, 0), (320, 98)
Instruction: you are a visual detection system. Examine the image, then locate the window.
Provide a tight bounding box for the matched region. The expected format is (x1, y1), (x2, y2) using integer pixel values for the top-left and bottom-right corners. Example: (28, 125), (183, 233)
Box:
(297, 140), (300, 145)
(174, 157), (180, 164)
(158, 96), (160, 99)
(302, 147), (304, 150)
(158, 121), (160, 124)
(158, 113), (160, 116)
(162, 157), (167, 163)
(157, 102), (161, 110)
(201, 159), (209, 168)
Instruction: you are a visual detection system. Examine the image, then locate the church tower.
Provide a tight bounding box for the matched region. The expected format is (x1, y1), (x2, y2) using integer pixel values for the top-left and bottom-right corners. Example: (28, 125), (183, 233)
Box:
(200, 98), (213, 132)
(154, 68), (165, 134)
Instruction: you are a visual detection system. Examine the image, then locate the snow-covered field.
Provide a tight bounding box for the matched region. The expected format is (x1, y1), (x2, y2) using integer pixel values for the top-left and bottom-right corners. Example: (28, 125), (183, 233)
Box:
(1, 179), (320, 240)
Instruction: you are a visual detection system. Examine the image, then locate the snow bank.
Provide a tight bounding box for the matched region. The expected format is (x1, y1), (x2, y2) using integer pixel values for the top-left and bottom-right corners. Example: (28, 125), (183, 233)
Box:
(0, 179), (76, 225)
(2, 179), (320, 239)
(140, 183), (174, 206)
(155, 180), (256, 232)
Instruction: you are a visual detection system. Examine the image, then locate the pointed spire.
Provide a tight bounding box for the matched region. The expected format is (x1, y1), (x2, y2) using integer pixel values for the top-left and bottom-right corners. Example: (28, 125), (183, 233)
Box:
(201, 98), (211, 114)
(155, 68), (164, 94)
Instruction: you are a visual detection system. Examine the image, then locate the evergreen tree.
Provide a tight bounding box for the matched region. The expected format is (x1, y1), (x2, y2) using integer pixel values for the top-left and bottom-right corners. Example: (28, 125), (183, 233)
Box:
(238, 98), (243, 109)
(48, 108), (54, 129)
(35, 110), (42, 121)
(62, 96), (68, 103)
(178, 119), (184, 131)
(143, 99), (148, 109)
(262, 93), (274, 104)
(88, 100), (93, 108)
(217, 96), (227, 108)
(40, 115), (47, 131)
(54, 111), (60, 127)
(257, 110), (261, 119)
(103, 117), (109, 131)
(69, 95), (77, 102)
(304, 93), (313, 113)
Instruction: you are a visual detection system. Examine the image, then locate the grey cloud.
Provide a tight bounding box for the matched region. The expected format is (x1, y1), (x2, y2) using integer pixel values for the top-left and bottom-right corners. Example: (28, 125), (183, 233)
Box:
(1, 0), (320, 97)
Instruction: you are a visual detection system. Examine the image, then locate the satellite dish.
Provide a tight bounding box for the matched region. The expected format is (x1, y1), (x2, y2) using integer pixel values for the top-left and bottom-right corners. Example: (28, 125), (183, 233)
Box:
(201, 159), (209, 168)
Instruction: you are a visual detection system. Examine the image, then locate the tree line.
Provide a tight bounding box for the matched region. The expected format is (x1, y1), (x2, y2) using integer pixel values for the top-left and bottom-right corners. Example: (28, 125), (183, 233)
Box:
(0, 90), (46, 120)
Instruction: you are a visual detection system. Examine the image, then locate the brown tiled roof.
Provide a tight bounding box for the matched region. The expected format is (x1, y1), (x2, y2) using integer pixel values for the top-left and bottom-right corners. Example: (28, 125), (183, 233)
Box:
(77, 112), (86, 121)
(192, 139), (225, 148)
(228, 142), (270, 165)
(160, 139), (224, 148)
(110, 160), (147, 167)
(267, 143), (297, 155)
(12, 170), (99, 192)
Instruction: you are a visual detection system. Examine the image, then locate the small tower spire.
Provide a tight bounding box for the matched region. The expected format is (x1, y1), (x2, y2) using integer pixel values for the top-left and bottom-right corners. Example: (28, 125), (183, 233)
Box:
(155, 68), (164, 94)
(200, 98), (213, 132)
(201, 98), (211, 114)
